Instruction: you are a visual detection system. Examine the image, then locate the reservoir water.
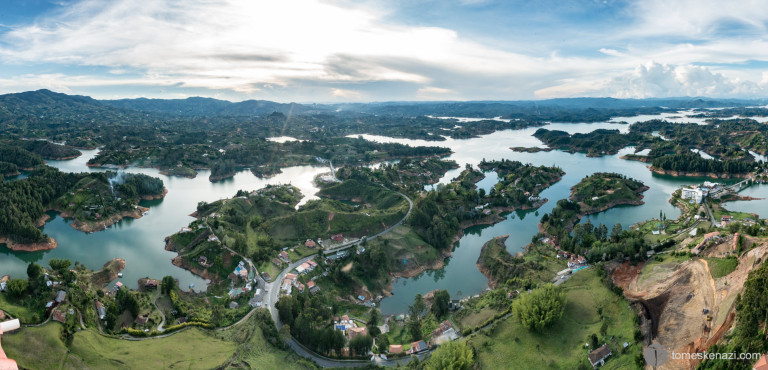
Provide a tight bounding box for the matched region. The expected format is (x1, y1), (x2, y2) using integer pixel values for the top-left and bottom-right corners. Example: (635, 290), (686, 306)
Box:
(2, 110), (766, 314)
(0, 150), (329, 291)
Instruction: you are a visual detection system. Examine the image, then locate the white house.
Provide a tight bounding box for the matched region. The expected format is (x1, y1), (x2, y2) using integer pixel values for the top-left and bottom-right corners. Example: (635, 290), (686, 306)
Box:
(681, 187), (703, 203)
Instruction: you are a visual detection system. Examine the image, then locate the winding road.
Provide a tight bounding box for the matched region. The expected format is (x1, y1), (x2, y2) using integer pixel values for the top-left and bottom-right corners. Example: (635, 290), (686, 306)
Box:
(34, 189), (420, 367)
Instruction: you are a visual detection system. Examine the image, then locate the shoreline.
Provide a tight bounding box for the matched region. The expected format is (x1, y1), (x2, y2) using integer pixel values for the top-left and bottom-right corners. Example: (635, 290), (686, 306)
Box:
(476, 235), (510, 289)
(383, 199), (549, 295)
(0, 235), (58, 252)
(648, 166), (750, 179)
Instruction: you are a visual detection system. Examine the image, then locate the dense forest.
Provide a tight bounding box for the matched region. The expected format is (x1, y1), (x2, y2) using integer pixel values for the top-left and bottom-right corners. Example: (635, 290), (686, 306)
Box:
(0, 166), (84, 243)
(479, 159), (564, 207)
(651, 152), (754, 174)
(0, 144), (45, 169)
(533, 128), (658, 156)
(19, 140), (81, 159)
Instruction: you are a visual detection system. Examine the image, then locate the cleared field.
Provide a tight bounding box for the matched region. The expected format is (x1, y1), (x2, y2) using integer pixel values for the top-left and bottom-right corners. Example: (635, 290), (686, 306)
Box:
(469, 268), (640, 369)
(636, 255), (688, 290)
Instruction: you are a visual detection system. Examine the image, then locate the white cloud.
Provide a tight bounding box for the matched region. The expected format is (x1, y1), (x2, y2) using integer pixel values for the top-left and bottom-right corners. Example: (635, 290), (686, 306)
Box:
(627, 0), (768, 39)
(2, 0), (768, 100)
(331, 88), (364, 100)
(607, 62), (764, 98)
(0, 0), (550, 99)
(537, 62), (765, 99)
(416, 86), (457, 99)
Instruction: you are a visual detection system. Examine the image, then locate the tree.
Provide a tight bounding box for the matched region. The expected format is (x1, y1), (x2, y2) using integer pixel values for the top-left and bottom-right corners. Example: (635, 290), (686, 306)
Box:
(408, 315), (422, 341)
(27, 262), (42, 280)
(48, 258), (72, 273)
(512, 284), (566, 331)
(410, 294), (426, 318)
(431, 290), (451, 319)
(424, 341), (475, 370)
(349, 334), (373, 356)
(6, 278), (28, 298)
(161, 275), (176, 294)
(368, 309), (380, 326)
(377, 334), (390, 352)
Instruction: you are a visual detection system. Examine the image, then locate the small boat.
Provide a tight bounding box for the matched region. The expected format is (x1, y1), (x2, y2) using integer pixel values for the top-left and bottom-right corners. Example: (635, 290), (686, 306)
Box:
(189, 283), (195, 289)
(117, 273), (123, 278)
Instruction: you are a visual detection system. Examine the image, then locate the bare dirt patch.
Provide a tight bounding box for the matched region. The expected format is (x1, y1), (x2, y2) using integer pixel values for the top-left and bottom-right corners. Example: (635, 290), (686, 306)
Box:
(612, 241), (768, 369)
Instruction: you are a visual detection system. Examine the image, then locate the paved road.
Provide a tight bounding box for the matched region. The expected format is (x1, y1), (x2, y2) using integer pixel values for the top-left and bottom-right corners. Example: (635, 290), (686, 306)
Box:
(704, 198), (717, 228)
(40, 188), (420, 366)
(152, 294), (166, 332)
(323, 190), (413, 256)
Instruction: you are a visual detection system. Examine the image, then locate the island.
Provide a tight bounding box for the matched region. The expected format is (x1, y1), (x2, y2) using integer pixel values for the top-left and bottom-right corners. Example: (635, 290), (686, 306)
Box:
(539, 172), (647, 236)
(569, 172), (649, 214)
(0, 165), (166, 250)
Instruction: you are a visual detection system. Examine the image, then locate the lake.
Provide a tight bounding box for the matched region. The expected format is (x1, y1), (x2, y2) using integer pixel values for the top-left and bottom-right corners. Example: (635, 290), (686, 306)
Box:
(3, 110), (766, 313)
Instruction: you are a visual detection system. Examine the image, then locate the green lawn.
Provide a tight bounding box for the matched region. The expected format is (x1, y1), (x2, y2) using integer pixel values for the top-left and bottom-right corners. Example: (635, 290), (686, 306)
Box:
(706, 257), (739, 279)
(469, 268), (640, 369)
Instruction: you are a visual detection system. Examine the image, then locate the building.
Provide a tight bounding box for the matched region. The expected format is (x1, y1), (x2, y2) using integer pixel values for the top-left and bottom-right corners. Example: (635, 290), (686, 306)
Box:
(409, 340), (428, 354)
(52, 309), (66, 323)
(144, 279), (159, 289)
(681, 187), (704, 203)
(330, 234), (344, 243)
(693, 232), (720, 255)
(207, 234), (220, 243)
(304, 239), (317, 248)
(721, 215), (732, 227)
(389, 344), (403, 354)
(348, 326), (367, 340)
(261, 272), (271, 282)
(229, 301), (239, 309)
(135, 315), (149, 326)
(180, 226), (192, 233)
(754, 354), (768, 370)
(55, 290), (67, 303)
(279, 251), (291, 263)
(95, 301), (106, 320)
(588, 344), (612, 368)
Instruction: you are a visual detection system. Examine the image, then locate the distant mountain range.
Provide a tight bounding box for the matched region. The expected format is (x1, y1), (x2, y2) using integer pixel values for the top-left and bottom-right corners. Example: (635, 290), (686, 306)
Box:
(101, 96), (328, 116)
(1, 89), (766, 121)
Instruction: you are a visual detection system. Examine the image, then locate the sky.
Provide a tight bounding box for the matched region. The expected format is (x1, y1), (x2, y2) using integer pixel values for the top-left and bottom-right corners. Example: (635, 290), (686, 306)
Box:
(1, 0), (768, 102)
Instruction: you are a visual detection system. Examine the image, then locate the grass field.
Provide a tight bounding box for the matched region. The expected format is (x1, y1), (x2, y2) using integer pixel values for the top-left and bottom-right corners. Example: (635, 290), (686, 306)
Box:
(2, 311), (316, 370)
(368, 225), (440, 273)
(706, 257), (739, 279)
(469, 268), (640, 369)
(456, 307), (497, 331)
(0, 293), (41, 323)
(3, 324), (235, 369)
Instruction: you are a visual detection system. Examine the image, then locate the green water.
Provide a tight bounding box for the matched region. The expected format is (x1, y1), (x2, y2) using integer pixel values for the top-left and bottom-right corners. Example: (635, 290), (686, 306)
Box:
(0, 149), (330, 291)
(363, 127), (736, 314)
(3, 116), (764, 312)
